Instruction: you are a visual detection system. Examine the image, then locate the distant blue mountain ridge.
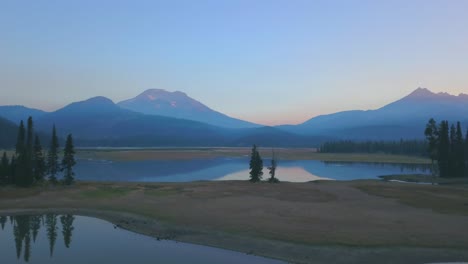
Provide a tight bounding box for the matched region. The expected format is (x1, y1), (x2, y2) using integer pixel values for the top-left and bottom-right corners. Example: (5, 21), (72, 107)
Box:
(0, 87), (466, 145)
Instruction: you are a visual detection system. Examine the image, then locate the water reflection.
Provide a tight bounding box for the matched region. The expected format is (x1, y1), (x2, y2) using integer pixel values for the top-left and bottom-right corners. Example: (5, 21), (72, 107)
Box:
(0, 215), (284, 264)
(3, 214), (75, 262)
(74, 158), (431, 182)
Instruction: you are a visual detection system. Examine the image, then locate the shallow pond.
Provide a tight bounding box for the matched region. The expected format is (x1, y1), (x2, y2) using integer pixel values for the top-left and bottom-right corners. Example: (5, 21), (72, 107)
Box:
(0, 214), (285, 264)
(74, 158), (430, 182)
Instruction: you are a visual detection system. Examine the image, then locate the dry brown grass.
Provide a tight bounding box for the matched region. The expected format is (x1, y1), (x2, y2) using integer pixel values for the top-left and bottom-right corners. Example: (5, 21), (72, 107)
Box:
(1, 180), (468, 263)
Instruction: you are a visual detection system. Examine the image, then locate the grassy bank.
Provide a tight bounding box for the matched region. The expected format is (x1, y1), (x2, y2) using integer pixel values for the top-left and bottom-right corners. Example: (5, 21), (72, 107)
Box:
(1, 180), (467, 263)
(76, 147), (430, 164)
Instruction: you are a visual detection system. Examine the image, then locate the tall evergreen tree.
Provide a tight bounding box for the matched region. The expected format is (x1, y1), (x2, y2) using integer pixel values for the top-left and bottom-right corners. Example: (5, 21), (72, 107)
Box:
(61, 134), (76, 185)
(449, 124), (457, 177)
(10, 155), (17, 185)
(454, 122), (465, 177)
(465, 129), (468, 177)
(15, 120), (26, 186)
(33, 135), (46, 182)
(424, 118), (439, 175)
(23, 117), (35, 186)
(0, 152), (8, 185)
(438, 121), (450, 178)
(47, 125), (60, 184)
(16, 121), (25, 155)
(249, 144), (263, 182)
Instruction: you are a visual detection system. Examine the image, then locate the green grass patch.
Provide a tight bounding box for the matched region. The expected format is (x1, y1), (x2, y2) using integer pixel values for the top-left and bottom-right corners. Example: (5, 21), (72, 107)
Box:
(80, 186), (134, 199)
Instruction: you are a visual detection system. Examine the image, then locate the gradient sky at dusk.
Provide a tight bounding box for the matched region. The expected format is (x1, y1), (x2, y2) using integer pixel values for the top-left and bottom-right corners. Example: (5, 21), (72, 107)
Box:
(1, 0), (467, 125)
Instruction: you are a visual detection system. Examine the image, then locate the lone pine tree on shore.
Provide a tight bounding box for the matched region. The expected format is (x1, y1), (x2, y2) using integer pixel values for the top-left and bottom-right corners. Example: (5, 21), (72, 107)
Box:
(249, 144), (263, 182)
(267, 149), (279, 183)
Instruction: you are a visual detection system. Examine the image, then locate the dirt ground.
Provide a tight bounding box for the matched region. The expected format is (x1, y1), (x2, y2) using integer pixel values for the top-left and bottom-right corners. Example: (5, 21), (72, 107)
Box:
(1, 180), (468, 263)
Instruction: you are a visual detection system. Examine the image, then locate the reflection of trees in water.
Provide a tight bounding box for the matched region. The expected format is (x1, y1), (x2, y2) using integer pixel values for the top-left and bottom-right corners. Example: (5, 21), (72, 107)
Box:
(6, 214), (75, 262)
(61, 215), (75, 248)
(0, 216), (6, 230)
(46, 214), (58, 257)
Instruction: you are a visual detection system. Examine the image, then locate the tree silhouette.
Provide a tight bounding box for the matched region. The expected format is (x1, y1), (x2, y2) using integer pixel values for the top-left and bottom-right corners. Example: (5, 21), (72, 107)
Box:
(47, 125), (60, 184)
(61, 134), (76, 185)
(424, 118), (439, 175)
(249, 144), (263, 182)
(267, 149), (279, 183)
(15, 120), (26, 186)
(455, 122), (465, 177)
(33, 135), (46, 182)
(0, 152), (8, 185)
(24, 117), (35, 186)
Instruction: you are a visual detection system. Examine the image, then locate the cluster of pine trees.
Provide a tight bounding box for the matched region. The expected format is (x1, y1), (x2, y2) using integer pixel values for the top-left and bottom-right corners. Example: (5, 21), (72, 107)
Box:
(425, 118), (468, 178)
(0, 117), (76, 187)
(249, 145), (279, 183)
(319, 140), (427, 156)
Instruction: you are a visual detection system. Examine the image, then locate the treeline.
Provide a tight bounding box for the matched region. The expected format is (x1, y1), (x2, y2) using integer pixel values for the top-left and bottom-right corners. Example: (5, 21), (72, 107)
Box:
(425, 118), (468, 178)
(0, 117), (76, 187)
(319, 139), (427, 156)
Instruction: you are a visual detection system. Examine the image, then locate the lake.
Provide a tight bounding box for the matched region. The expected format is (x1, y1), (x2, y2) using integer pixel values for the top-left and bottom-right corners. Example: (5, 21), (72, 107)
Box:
(0, 214), (285, 264)
(74, 158), (430, 182)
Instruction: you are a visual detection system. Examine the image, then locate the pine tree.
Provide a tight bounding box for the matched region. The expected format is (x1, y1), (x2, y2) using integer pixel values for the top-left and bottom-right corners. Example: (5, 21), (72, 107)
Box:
(424, 118), (439, 175)
(9, 155), (16, 185)
(24, 117), (34, 186)
(267, 149), (279, 183)
(0, 152), (8, 185)
(449, 123), (458, 177)
(16, 121), (25, 155)
(15, 120), (26, 186)
(465, 129), (468, 177)
(47, 125), (60, 184)
(61, 134), (76, 185)
(33, 135), (46, 182)
(455, 122), (465, 177)
(249, 144), (263, 182)
(438, 121), (450, 178)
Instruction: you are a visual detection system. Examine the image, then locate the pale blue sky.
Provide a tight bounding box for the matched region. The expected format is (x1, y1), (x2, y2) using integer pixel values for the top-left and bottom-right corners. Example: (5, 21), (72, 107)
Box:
(1, 0), (467, 125)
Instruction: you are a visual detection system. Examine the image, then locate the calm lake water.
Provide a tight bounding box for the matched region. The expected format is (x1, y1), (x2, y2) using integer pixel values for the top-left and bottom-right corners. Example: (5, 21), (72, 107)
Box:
(0, 214), (285, 264)
(74, 158), (430, 182)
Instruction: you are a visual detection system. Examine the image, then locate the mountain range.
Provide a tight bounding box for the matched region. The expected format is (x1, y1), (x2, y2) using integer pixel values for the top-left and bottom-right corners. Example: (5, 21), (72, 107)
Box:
(279, 88), (468, 140)
(0, 87), (466, 147)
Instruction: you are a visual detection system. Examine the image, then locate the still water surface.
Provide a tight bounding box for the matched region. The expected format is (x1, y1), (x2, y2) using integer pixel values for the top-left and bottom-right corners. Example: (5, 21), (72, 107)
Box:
(0, 214), (285, 264)
(74, 158), (430, 182)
